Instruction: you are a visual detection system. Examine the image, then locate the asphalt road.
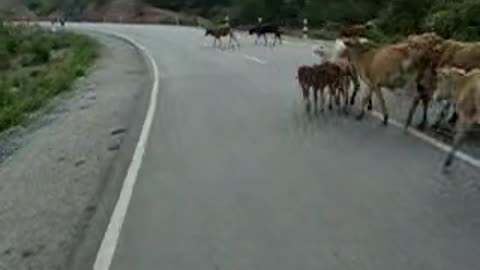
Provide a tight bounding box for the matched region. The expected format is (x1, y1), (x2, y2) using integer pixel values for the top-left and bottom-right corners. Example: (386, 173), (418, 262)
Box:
(76, 24), (480, 270)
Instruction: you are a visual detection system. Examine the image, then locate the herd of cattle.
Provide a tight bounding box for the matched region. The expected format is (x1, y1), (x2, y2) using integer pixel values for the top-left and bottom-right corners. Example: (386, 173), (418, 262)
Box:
(204, 23), (478, 171)
(205, 23), (283, 49)
(299, 27), (479, 171)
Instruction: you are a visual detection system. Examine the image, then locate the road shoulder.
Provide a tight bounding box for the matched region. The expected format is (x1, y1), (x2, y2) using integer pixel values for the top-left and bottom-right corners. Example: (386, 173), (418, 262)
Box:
(0, 32), (152, 270)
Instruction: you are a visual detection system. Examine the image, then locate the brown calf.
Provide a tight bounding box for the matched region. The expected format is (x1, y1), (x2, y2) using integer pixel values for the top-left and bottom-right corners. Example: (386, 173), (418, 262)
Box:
(429, 39), (480, 128)
(297, 65), (315, 107)
(433, 67), (480, 170)
(311, 62), (349, 112)
(296, 62), (348, 112)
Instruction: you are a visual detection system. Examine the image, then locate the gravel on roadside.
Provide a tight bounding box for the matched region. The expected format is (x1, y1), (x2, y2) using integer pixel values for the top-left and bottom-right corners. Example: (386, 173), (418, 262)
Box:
(0, 32), (151, 270)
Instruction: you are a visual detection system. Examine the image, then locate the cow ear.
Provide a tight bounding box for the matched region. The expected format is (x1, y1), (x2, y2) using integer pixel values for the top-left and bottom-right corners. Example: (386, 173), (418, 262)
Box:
(466, 68), (480, 76)
(451, 67), (467, 76)
(358, 37), (369, 44)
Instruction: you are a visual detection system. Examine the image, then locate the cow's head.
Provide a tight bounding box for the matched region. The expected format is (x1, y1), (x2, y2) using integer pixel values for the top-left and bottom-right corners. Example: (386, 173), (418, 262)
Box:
(341, 37), (376, 58)
(433, 67), (465, 101)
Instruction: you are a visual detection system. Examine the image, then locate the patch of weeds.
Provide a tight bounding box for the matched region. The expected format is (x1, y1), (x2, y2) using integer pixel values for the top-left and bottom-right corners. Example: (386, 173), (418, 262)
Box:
(0, 23), (97, 132)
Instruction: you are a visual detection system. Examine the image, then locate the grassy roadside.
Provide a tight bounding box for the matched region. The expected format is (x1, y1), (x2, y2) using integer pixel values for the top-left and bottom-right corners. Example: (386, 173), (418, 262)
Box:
(0, 23), (97, 132)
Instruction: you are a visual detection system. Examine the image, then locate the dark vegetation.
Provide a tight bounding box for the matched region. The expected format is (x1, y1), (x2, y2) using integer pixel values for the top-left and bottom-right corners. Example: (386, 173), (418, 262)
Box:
(4, 0), (479, 42)
(0, 21), (96, 131)
(143, 0), (480, 42)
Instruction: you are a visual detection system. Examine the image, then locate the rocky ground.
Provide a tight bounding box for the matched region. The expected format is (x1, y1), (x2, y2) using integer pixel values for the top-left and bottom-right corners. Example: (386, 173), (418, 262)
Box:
(0, 31), (151, 270)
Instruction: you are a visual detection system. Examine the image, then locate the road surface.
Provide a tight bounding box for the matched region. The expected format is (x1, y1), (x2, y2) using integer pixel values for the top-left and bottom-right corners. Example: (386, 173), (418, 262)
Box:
(77, 24), (480, 270)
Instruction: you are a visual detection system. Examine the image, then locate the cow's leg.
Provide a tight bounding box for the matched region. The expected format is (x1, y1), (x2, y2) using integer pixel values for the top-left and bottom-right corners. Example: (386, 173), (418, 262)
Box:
(328, 87), (334, 111)
(316, 87), (325, 112)
(444, 122), (470, 170)
(374, 87), (389, 125)
(432, 101), (451, 129)
(417, 95), (430, 130)
(448, 110), (458, 125)
(264, 34), (268, 46)
(367, 97), (373, 111)
(302, 85), (311, 112)
(313, 87), (319, 113)
(356, 88), (373, 121)
(349, 76), (360, 106)
(405, 95), (421, 131)
(343, 83), (349, 114)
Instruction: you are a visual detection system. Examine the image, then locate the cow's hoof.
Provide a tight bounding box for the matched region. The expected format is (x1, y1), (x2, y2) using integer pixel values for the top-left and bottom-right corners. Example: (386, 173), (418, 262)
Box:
(356, 113), (365, 121)
(416, 122), (427, 131)
(383, 115), (389, 126)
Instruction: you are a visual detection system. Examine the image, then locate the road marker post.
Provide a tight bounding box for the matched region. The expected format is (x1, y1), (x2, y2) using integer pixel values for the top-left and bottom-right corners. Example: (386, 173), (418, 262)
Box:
(303, 18), (308, 39)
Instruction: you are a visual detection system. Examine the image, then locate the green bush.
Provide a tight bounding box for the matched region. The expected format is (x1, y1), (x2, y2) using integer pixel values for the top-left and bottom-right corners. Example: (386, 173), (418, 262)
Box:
(0, 24), (97, 131)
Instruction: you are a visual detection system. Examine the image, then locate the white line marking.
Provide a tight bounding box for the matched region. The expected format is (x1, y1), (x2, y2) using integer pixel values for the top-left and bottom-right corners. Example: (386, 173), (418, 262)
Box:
(370, 111), (480, 169)
(91, 31), (160, 270)
(243, 54), (267, 64)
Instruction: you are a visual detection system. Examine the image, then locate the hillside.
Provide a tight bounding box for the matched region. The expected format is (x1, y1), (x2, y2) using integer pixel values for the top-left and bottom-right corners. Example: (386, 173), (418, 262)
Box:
(0, 0), (205, 25)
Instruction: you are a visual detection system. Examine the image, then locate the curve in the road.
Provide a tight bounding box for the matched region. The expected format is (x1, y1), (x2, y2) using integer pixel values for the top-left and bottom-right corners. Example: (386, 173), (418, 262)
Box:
(90, 30), (160, 270)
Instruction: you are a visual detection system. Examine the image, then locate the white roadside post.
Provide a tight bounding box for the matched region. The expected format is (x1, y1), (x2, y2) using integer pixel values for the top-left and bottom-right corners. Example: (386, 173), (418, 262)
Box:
(303, 18), (308, 39)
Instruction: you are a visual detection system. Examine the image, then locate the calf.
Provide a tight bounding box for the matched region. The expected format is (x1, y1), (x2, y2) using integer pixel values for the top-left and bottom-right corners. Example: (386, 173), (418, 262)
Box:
(297, 65), (315, 108)
(249, 23), (282, 46)
(313, 41), (369, 110)
(311, 62), (349, 112)
(205, 26), (239, 49)
(296, 62), (348, 112)
(430, 39), (480, 128)
(433, 67), (480, 170)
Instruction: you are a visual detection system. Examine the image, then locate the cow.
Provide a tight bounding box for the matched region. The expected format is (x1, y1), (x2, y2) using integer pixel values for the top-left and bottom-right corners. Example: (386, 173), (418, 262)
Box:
(205, 26), (240, 49)
(249, 23), (283, 47)
(401, 32), (445, 130)
(433, 67), (480, 170)
(337, 23), (372, 39)
(341, 36), (439, 125)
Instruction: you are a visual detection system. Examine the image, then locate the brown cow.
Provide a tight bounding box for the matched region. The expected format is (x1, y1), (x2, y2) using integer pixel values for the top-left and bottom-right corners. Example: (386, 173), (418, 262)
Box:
(337, 23), (372, 39)
(433, 67), (480, 170)
(205, 26), (239, 49)
(402, 32), (445, 130)
(341, 37), (431, 125)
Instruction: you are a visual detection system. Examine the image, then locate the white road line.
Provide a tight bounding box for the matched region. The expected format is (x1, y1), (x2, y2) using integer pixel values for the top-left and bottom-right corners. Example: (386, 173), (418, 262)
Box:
(243, 54), (267, 65)
(370, 111), (480, 169)
(91, 31), (160, 270)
